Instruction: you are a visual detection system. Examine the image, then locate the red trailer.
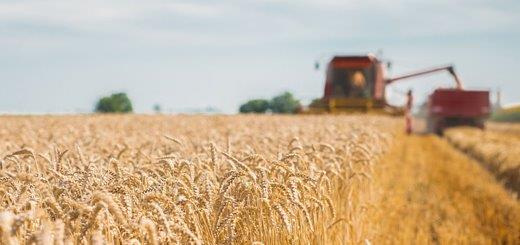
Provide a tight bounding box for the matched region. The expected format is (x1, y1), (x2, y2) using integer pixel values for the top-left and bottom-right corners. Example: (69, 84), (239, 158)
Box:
(385, 64), (490, 134)
(427, 89), (490, 134)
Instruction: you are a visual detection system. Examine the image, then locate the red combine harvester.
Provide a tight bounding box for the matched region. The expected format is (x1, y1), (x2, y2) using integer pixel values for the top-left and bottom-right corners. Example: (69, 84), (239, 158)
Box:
(307, 54), (490, 134)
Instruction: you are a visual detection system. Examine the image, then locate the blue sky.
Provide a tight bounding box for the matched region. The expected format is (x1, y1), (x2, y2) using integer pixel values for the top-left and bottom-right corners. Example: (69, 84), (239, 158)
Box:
(1, 0), (519, 113)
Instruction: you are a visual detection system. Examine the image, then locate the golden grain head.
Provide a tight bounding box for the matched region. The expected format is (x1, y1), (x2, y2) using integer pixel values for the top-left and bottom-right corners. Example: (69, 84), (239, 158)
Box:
(0, 115), (517, 244)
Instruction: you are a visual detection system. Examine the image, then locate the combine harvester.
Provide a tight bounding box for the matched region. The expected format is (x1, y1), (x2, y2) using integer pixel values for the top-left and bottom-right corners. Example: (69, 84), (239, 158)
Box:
(305, 54), (490, 134)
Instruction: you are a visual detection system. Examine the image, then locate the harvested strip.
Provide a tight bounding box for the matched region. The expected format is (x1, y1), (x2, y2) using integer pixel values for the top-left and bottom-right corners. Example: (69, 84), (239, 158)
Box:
(445, 127), (520, 193)
(368, 135), (520, 244)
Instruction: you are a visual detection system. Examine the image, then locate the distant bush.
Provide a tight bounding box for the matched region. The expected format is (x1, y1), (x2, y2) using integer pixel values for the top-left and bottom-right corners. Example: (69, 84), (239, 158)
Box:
(153, 104), (162, 114)
(309, 98), (325, 107)
(239, 99), (270, 113)
(269, 92), (300, 114)
(95, 93), (133, 113)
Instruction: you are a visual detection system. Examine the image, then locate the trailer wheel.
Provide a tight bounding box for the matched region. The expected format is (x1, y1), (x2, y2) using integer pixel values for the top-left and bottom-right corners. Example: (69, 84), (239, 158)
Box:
(435, 117), (445, 135)
(476, 118), (486, 130)
(426, 117), (433, 133)
(426, 116), (439, 134)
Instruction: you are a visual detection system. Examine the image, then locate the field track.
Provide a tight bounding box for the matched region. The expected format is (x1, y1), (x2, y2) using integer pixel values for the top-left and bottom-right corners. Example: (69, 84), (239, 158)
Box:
(369, 135), (520, 244)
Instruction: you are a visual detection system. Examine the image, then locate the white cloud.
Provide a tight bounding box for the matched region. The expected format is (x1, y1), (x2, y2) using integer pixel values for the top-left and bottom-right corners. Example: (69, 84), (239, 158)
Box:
(0, 0), (518, 47)
(166, 2), (227, 17)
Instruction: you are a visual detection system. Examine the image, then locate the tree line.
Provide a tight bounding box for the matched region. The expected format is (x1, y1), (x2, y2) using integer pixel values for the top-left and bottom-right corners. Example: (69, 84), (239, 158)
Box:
(94, 91), (301, 114)
(239, 92), (300, 114)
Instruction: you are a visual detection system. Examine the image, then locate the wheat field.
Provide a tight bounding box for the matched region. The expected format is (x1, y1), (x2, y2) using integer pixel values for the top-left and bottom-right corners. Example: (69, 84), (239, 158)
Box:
(0, 115), (398, 244)
(0, 115), (518, 244)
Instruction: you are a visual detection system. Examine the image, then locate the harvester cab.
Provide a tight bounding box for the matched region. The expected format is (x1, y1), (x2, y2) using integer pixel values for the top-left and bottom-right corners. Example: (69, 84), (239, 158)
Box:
(308, 55), (388, 113)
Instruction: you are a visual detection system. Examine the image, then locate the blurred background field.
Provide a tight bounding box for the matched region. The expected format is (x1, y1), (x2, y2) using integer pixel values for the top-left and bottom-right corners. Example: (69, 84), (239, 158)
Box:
(491, 105), (520, 122)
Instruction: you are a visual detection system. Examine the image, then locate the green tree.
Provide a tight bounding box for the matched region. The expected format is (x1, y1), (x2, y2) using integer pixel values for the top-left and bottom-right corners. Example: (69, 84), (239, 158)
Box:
(269, 92), (300, 114)
(239, 99), (270, 113)
(153, 104), (162, 114)
(94, 92), (133, 113)
(309, 98), (324, 107)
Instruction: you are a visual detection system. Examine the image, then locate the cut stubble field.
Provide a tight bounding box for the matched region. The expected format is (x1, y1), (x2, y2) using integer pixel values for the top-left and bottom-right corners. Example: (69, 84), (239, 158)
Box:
(0, 115), (518, 244)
